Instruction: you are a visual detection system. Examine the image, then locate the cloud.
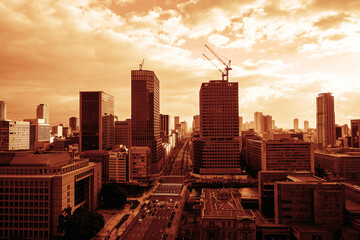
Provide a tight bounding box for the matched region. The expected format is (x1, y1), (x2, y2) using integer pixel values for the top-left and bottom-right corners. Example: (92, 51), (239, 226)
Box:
(208, 34), (230, 47)
(311, 0), (360, 11)
(313, 13), (351, 30)
(1, 0), (360, 129)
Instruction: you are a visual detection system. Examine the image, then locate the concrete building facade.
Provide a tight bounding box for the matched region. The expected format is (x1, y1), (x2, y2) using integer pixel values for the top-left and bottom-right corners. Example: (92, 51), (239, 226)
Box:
(129, 146), (151, 182)
(0, 152), (101, 239)
(246, 139), (314, 175)
(193, 80), (241, 175)
(316, 93), (336, 149)
(0, 120), (30, 151)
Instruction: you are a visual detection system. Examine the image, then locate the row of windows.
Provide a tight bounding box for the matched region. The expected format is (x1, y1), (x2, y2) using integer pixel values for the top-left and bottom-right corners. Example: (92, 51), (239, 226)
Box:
(75, 169), (94, 180)
(0, 181), (49, 187)
(0, 188), (49, 194)
(0, 215), (48, 221)
(0, 208), (49, 214)
(0, 201), (49, 208)
(0, 229), (49, 238)
(0, 194), (49, 200)
(0, 168), (60, 175)
(0, 221), (49, 228)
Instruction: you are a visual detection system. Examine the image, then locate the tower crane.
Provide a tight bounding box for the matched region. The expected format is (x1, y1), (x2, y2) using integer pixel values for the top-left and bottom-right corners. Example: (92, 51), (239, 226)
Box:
(204, 44), (232, 81)
(202, 54), (226, 80)
(139, 59), (145, 70)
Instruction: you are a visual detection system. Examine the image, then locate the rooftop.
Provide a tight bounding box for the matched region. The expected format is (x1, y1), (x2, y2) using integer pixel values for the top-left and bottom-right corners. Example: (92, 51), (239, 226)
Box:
(0, 152), (72, 167)
(202, 188), (255, 220)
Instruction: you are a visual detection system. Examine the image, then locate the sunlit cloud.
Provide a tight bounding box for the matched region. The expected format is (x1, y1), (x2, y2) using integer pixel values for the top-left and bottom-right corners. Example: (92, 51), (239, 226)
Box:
(0, 0), (360, 129)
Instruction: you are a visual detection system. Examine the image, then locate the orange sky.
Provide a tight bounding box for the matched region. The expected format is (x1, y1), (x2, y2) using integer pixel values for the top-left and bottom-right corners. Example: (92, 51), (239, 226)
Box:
(1, 0), (360, 129)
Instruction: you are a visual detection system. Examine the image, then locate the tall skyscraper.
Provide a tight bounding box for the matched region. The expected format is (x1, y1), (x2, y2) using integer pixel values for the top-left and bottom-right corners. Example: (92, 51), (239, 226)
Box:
(69, 117), (79, 132)
(194, 80), (240, 174)
(239, 116), (243, 133)
(160, 114), (169, 136)
(174, 116), (180, 131)
(193, 115), (200, 135)
(351, 119), (360, 148)
(254, 112), (263, 133)
(294, 118), (299, 131)
(36, 104), (49, 124)
(304, 120), (309, 132)
(115, 119), (131, 148)
(264, 115), (272, 133)
(80, 91), (115, 152)
(131, 70), (163, 174)
(316, 93), (336, 148)
(0, 101), (6, 120)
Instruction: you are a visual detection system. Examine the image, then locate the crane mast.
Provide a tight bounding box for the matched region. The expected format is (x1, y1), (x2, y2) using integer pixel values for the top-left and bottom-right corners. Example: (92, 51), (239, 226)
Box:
(139, 59), (145, 70)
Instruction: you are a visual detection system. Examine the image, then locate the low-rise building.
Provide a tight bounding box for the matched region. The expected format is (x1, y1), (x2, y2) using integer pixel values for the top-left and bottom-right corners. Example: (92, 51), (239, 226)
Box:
(0, 151), (102, 239)
(315, 150), (360, 180)
(200, 188), (256, 240)
(246, 139), (314, 175)
(80, 150), (109, 182)
(109, 150), (128, 182)
(129, 147), (150, 182)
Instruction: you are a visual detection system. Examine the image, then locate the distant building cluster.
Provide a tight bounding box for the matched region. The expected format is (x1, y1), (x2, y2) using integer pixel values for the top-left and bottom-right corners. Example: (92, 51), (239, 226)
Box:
(1, 64), (360, 240)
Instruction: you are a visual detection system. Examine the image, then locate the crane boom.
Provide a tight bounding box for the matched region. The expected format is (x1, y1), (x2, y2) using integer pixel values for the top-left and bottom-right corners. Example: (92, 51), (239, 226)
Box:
(204, 44), (232, 81)
(203, 54), (226, 79)
(205, 44), (228, 67)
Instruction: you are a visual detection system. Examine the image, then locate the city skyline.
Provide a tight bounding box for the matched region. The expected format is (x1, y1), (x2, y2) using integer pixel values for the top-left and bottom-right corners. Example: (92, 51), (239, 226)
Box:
(1, 0), (360, 128)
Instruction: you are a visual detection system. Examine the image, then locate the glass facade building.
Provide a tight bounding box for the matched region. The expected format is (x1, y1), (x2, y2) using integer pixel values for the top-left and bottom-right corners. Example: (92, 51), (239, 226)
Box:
(131, 70), (163, 174)
(80, 91), (114, 152)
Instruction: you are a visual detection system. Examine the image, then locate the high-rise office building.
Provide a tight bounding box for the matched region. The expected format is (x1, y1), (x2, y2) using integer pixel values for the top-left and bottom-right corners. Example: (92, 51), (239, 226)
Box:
(254, 112), (263, 133)
(160, 114), (169, 136)
(0, 120), (30, 151)
(0, 101), (6, 120)
(174, 116), (181, 132)
(36, 104), (49, 124)
(304, 120), (309, 132)
(160, 114), (170, 143)
(131, 70), (163, 174)
(316, 93), (336, 148)
(351, 119), (360, 148)
(264, 115), (272, 133)
(115, 119), (131, 148)
(239, 116), (243, 133)
(193, 80), (240, 174)
(294, 118), (299, 131)
(193, 115), (200, 135)
(51, 125), (63, 138)
(80, 91), (115, 152)
(69, 117), (79, 132)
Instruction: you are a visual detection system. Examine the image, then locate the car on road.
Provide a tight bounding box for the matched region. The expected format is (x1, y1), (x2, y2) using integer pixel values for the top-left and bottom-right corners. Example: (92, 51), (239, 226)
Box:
(138, 219), (142, 224)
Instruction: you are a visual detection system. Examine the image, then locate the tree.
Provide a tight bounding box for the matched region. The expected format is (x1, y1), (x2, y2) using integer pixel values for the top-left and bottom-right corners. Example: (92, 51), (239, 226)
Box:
(58, 207), (105, 240)
(101, 182), (127, 209)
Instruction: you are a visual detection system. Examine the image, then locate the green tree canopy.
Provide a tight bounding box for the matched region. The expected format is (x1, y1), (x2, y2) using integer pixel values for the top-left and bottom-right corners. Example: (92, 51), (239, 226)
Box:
(58, 207), (105, 240)
(101, 182), (127, 209)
